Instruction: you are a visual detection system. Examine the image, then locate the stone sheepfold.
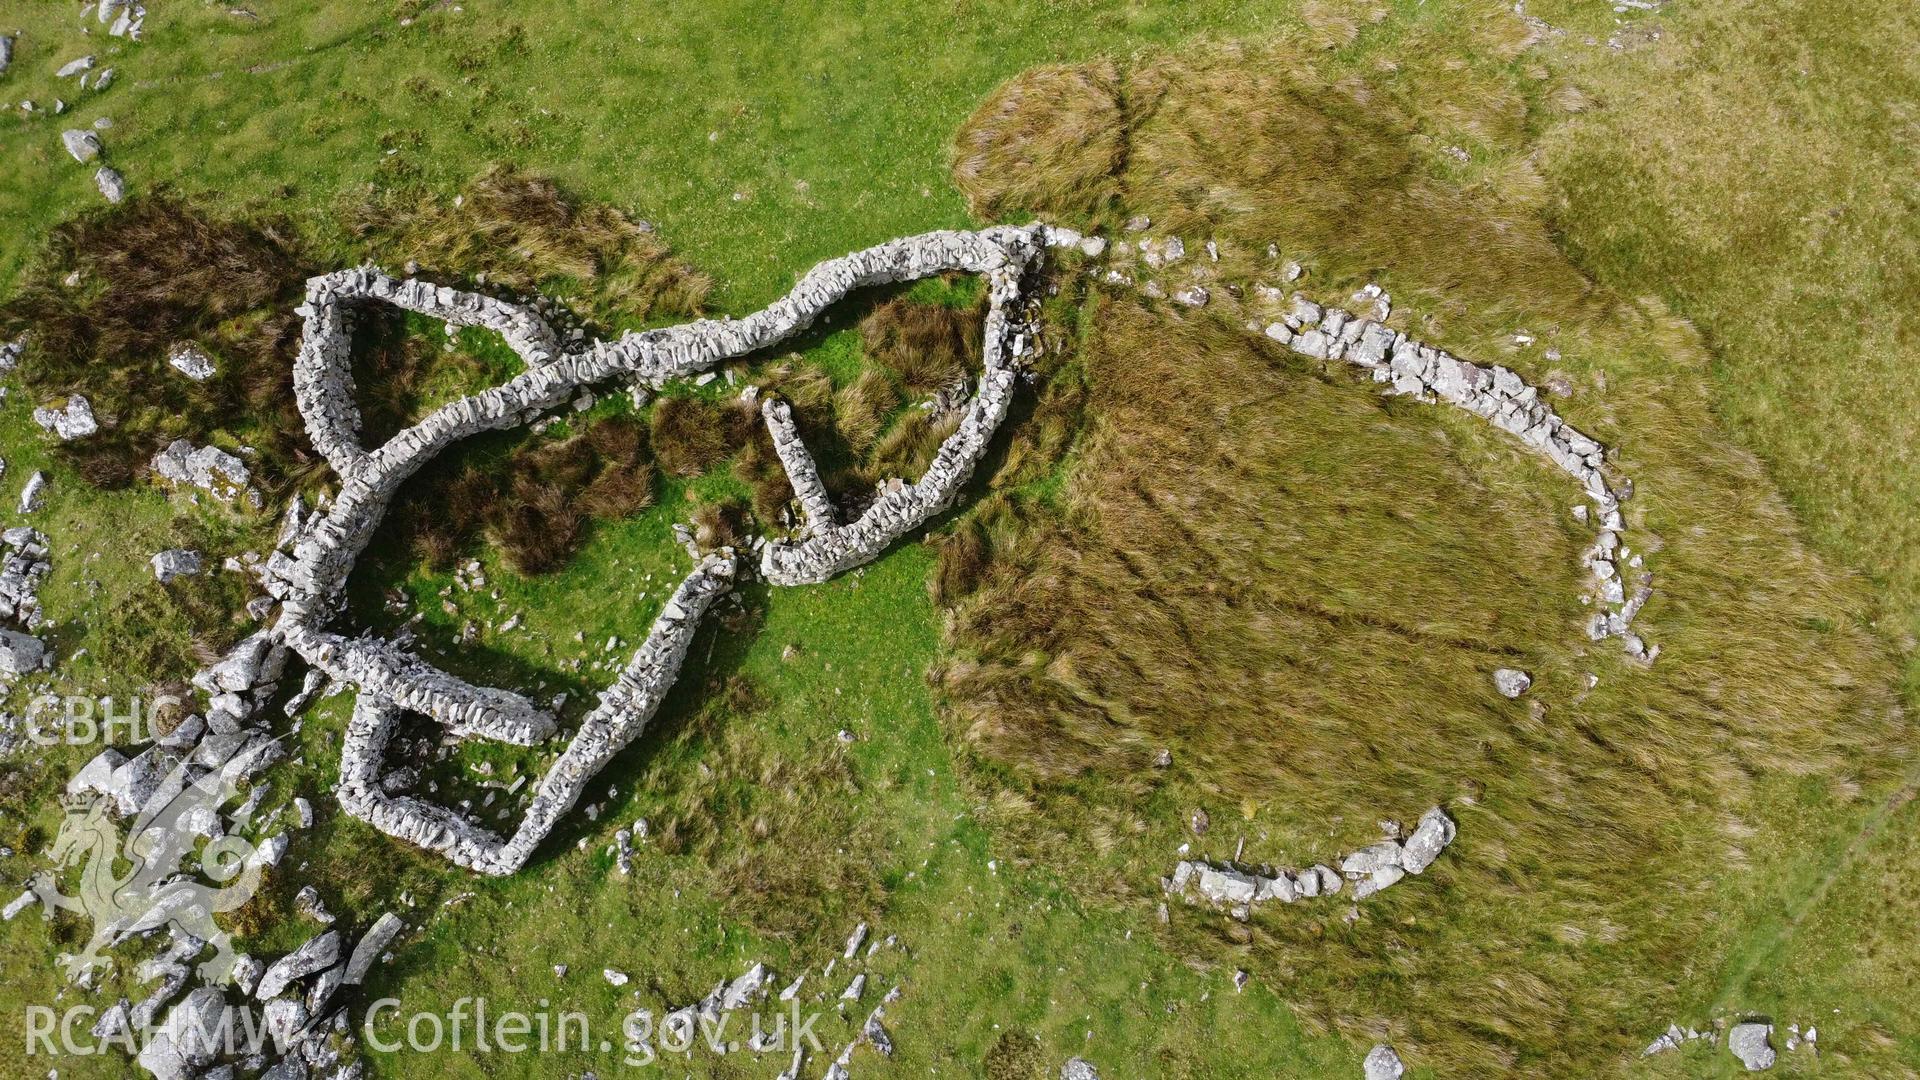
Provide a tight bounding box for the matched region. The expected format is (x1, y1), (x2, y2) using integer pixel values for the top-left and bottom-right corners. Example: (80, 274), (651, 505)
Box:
(253, 216), (1653, 882)
(31, 213), (1673, 1079)
(268, 224), (1054, 876)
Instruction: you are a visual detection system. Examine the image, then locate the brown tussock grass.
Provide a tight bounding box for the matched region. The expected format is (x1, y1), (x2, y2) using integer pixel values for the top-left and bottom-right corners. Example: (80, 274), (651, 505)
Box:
(952, 59), (1127, 222)
(0, 195), (313, 489)
(939, 39), (1910, 1074)
(858, 296), (985, 395)
(398, 415), (655, 575)
(344, 165), (712, 325)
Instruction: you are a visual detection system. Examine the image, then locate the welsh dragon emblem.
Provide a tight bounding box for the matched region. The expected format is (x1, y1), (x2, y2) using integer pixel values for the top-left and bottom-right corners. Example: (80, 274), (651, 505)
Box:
(29, 752), (268, 986)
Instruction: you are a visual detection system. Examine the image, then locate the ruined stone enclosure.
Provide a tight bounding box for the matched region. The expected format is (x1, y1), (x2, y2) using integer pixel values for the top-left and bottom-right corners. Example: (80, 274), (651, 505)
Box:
(261, 221), (1653, 878)
(265, 225), (1054, 875)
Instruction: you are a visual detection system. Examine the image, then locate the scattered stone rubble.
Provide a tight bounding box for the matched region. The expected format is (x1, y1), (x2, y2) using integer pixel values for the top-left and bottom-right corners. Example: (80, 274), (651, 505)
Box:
(0, 526), (52, 630)
(34, 393), (98, 440)
(1643, 1016), (1813, 1071)
(58, 648), (405, 1078)
(1168, 807), (1456, 914)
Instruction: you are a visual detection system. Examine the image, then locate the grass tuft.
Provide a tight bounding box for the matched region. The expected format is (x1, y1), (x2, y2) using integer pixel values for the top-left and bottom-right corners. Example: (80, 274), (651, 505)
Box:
(344, 165), (713, 326)
(951, 59), (1126, 222)
(859, 295), (985, 395)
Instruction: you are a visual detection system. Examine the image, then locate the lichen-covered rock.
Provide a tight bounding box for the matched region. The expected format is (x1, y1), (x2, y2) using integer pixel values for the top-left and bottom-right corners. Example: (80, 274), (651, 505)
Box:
(34, 394), (98, 440)
(1492, 668), (1532, 699)
(1399, 807), (1457, 875)
(152, 439), (251, 500)
(168, 344), (216, 381)
(151, 549), (203, 583)
(61, 127), (102, 161)
(1363, 1044), (1405, 1080)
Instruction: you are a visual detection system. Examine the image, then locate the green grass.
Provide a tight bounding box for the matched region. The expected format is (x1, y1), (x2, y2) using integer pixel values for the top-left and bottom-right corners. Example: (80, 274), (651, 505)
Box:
(0, 0), (1916, 1077)
(0, 0), (1295, 306)
(1535, 0), (1920, 1068)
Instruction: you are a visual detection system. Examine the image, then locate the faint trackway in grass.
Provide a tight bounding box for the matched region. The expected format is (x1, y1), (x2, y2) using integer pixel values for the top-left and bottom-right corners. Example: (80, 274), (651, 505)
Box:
(1712, 774), (1920, 1013)
(128, 13), (400, 89)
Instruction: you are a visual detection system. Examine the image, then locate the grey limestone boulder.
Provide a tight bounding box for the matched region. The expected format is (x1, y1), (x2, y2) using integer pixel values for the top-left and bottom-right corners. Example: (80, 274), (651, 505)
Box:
(34, 394), (98, 439)
(96, 165), (126, 203)
(1728, 1022), (1775, 1071)
(151, 549), (204, 583)
(1492, 668), (1532, 698)
(152, 439), (251, 500)
(1363, 1044), (1405, 1080)
(255, 930), (341, 1001)
(343, 912), (404, 984)
(0, 627), (46, 675)
(169, 344), (217, 381)
(62, 127), (102, 161)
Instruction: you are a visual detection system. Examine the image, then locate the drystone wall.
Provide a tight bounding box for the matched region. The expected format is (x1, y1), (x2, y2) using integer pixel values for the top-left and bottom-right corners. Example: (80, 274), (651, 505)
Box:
(269, 224), (1054, 877)
(1168, 806), (1458, 916)
(334, 552), (737, 875)
(1265, 296), (1656, 662)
